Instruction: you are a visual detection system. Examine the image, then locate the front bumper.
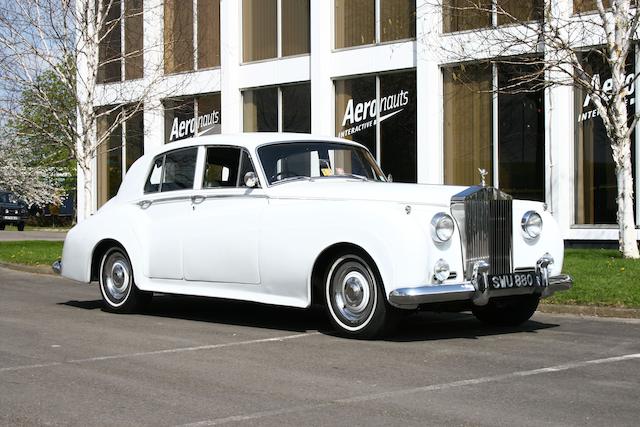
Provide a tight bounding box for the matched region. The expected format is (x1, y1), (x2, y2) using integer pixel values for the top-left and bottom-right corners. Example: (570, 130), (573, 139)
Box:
(389, 274), (572, 308)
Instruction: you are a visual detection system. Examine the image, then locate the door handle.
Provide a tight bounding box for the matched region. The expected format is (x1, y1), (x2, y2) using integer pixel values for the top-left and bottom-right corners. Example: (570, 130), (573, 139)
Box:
(191, 195), (206, 205)
(138, 200), (153, 209)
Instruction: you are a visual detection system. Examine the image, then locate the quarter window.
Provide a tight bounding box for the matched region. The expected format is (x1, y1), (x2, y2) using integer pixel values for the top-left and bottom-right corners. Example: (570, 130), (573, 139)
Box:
(203, 147), (257, 188)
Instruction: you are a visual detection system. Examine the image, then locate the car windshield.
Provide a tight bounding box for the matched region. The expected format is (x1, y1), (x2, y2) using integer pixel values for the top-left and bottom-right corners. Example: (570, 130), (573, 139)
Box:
(0, 192), (15, 203)
(258, 142), (386, 185)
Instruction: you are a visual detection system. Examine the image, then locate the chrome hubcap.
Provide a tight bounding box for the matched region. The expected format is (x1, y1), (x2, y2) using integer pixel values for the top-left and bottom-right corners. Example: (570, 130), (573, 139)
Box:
(103, 256), (131, 301)
(334, 270), (371, 324)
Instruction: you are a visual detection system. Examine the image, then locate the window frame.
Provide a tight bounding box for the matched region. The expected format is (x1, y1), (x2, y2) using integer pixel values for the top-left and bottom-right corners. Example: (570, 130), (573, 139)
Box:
(241, 0), (310, 64)
(143, 147), (199, 194)
(333, 0), (416, 51)
(200, 145), (258, 190)
(242, 82), (311, 133)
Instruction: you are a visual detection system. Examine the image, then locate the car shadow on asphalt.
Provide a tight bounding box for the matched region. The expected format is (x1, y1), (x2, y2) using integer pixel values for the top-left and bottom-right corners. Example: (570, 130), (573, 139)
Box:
(60, 295), (560, 341)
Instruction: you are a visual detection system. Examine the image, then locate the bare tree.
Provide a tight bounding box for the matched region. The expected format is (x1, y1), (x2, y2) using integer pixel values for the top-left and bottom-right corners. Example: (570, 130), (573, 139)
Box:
(0, 0), (192, 221)
(422, 0), (639, 258)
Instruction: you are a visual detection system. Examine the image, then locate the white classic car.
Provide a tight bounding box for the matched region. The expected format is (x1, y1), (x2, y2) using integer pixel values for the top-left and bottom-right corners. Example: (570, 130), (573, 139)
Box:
(55, 133), (572, 338)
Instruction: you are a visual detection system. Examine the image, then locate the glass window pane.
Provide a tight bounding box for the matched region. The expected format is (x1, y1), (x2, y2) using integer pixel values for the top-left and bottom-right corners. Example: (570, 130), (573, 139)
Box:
(282, 83), (311, 133)
(497, 0), (542, 25)
(498, 63), (545, 201)
(335, 76), (377, 156)
(196, 93), (222, 135)
(243, 87), (278, 132)
(164, 0), (194, 74)
(165, 98), (195, 143)
(442, 0), (491, 33)
(97, 109), (123, 207)
(574, 0), (611, 13)
(380, 0), (416, 42)
(380, 71), (417, 183)
(162, 148), (198, 192)
(335, 0), (375, 49)
(282, 0), (310, 56)
(443, 64), (493, 185)
(198, 0), (221, 68)
(239, 150), (257, 187)
(145, 156), (164, 193)
(574, 51), (635, 224)
(243, 0), (277, 62)
(125, 108), (144, 170)
(203, 147), (241, 188)
(98, 0), (122, 83)
(124, 0), (143, 79)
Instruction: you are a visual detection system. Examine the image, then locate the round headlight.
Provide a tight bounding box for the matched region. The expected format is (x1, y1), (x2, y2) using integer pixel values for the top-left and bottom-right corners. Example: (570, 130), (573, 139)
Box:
(521, 211), (543, 239)
(431, 213), (455, 243)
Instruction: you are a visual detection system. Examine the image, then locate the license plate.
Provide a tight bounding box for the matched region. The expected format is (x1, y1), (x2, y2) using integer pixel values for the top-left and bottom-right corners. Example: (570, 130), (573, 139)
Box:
(3, 216), (19, 221)
(487, 271), (543, 290)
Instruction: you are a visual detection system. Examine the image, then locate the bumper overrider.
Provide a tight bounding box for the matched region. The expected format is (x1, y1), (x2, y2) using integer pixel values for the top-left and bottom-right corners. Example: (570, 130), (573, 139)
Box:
(388, 255), (573, 308)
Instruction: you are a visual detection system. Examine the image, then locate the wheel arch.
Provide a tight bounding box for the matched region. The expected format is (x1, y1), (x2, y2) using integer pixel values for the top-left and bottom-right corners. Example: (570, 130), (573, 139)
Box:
(90, 239), (127, 282)
(309, 242), (390, 306)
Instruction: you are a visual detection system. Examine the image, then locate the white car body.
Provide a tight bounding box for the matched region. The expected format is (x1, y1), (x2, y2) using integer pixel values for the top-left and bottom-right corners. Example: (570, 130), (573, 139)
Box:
(58, 133), (571, 336)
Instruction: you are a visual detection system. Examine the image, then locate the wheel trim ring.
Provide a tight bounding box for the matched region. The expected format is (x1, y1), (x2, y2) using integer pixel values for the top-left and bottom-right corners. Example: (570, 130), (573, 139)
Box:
(326, 256), (378, 332)
(100, 249), (133, 308)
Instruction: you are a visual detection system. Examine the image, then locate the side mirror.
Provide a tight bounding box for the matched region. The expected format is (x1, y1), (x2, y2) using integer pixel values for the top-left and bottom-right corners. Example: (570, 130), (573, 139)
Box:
(387, 174), (393, 183)
(244, 171), (260, 188)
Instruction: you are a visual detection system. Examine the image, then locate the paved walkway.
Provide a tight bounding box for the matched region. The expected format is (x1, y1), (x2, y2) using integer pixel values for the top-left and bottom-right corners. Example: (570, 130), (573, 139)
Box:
(0, 230), (67, 241)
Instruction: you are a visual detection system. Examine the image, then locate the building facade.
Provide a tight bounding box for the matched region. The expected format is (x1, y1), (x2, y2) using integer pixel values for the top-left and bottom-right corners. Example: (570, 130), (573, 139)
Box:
(82, 0), (640, 243)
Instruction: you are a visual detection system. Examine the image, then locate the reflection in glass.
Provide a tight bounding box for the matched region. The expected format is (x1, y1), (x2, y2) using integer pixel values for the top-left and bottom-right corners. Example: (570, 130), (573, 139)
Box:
(97, 109), (122, 207)
(497, 0), (542, 25)
(335, 0), (375, 48)
(443, 64), (493, 185)
(243, 0), (277, 62)
(380, 0), (416, 42)
(98, 0), (122, 83)
(243, 87), (278, 132)
(282, 83), (311, 133)
(164, 0), (194, 73)
(125, 109), (144, 170)
(442, 0), (491, 33)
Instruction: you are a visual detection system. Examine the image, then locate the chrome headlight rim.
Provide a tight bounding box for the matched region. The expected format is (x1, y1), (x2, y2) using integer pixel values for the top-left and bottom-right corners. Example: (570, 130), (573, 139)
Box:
(431, 212), (455, 243)
(521, 211), (543, 239)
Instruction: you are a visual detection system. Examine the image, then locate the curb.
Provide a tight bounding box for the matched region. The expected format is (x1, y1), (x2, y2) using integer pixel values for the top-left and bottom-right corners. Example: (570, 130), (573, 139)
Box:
(538, 303), (640, 319)
(0, 262), (54, 275)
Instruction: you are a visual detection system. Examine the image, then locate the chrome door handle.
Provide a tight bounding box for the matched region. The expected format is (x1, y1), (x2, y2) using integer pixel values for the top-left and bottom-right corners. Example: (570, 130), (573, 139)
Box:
(138, 200), (153, 209)
(191, 195), (206, 205)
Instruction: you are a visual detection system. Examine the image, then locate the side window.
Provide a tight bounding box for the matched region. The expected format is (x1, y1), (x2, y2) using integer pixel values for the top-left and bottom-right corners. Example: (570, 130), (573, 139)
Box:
(144, 156), (164, 193)
(162, 148), (198, 192)
(203, 147), (241, 188)
(238, 150), (257, 186)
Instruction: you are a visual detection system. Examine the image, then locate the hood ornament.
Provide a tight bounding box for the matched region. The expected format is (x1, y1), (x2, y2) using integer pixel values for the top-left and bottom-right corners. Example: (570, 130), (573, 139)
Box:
(478, 168), (488, 187)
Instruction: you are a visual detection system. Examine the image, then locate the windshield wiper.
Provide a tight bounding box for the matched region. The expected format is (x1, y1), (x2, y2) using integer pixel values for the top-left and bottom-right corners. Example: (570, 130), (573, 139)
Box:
(340, 174), (368, 181)
(274, 175), (312, 184)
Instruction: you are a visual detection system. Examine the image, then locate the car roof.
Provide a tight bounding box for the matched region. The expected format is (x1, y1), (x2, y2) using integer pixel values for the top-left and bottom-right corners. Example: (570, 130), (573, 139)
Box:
(148, 133), (365, 157)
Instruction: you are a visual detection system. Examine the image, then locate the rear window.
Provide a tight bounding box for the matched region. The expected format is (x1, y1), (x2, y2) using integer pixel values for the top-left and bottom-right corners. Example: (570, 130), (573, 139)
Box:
(144, 148), (198, 193)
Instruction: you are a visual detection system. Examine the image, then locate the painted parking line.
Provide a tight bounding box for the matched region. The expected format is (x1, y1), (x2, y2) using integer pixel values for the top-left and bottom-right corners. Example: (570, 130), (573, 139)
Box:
(180, 352), (640, 426)
(0, 332), (320, 373)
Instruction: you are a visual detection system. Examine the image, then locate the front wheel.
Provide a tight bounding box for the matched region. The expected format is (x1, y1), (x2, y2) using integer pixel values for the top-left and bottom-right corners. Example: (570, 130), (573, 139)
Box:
(17, 222), (25, 231)
(472, 294), (540, 326)
(0, 223), (4, 230)
(99, 247), (151, 313)
(324, 254), (396, 339)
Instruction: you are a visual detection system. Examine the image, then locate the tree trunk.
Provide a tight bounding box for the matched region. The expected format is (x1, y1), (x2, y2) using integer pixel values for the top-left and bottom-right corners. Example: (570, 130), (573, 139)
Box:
(615, 142), (640, 258)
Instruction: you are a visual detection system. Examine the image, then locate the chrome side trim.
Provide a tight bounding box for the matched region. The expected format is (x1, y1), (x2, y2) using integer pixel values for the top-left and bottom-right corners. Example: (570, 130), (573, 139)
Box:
(52, 259), (62, 275)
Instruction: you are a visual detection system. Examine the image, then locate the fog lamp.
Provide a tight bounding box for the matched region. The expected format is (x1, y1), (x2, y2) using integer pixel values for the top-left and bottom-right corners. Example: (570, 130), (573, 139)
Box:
(434, 259), (450, 283)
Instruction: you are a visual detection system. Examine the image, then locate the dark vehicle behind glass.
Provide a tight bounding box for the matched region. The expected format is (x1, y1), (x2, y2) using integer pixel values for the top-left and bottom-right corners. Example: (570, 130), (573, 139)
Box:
(0, 191), (28, 231)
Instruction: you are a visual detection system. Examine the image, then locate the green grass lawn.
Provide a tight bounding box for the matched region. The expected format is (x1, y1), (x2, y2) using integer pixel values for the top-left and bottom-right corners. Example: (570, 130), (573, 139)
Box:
(0, 242), (638, 308)
(546, 249), (640, 308)
(0, 241), (63, 266)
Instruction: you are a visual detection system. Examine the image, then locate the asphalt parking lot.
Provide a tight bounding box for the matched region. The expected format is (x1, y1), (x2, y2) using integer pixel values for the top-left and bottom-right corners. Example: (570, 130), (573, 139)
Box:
(1, 268), (639, 426)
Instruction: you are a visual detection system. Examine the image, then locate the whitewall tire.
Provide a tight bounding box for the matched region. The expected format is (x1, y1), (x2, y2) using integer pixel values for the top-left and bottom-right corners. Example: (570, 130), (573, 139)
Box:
(99, 247), (151, 313)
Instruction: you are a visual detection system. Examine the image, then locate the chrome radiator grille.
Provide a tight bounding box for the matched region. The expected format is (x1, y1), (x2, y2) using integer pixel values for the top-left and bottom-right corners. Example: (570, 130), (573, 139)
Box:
(451, 187), (513, 280)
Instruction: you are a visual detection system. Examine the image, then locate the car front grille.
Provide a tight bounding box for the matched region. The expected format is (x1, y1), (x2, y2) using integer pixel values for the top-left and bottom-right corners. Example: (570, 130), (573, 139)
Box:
(451, 187), (513, 280)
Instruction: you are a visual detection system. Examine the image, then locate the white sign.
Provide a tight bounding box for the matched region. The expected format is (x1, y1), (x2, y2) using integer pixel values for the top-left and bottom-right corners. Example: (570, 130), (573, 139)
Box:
(170, 110), (221, 141)
(338, 89), (410, 138)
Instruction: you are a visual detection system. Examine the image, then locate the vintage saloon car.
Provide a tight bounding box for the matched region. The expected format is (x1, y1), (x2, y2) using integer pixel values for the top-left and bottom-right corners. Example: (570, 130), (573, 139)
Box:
(55, 134), (572, 338)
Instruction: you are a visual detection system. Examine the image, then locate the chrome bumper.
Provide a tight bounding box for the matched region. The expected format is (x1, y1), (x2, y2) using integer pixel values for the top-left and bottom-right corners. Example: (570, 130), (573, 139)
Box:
(52, 259), (62, 275)
(388, 274), (573, 309)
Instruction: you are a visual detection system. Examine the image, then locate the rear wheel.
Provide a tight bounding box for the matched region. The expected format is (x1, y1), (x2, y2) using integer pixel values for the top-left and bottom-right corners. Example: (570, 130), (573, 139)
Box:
(324, 254), (396, 339)
(472, 294), (540, 326)
(99, 247), (151, 313)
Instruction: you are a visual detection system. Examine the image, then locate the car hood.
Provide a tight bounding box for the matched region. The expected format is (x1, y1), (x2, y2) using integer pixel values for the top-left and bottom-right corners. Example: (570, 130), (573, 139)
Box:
(266, 179), (470, 207)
